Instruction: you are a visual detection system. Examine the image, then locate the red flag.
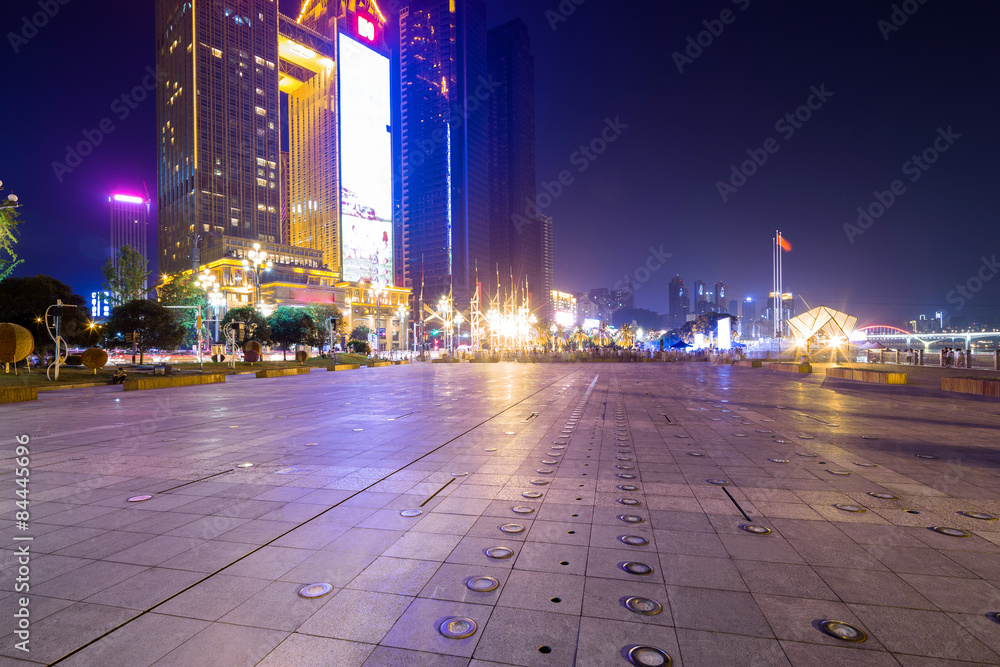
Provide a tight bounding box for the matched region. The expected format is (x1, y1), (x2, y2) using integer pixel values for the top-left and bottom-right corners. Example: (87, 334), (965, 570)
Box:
(778, 236), (793, 252)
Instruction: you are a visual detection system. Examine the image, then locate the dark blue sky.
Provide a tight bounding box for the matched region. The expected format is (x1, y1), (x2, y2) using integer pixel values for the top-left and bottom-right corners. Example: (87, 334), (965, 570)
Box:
(2, 0), (997, 326)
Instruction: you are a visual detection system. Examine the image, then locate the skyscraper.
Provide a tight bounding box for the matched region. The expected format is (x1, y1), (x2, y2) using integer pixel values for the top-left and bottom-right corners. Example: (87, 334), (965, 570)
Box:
(109, 193), (150, 294)
(399, 0), (489, 307)
(155, 0), (281, 276)
(539, 213), (554, 319)
(487, 19), (547, 319)
(668, 275), (688, 328)
(715, 282), (727, 308)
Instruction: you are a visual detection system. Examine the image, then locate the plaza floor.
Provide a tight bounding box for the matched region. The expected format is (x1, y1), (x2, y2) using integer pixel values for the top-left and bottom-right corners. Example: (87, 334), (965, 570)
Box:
(2, 363), (999, 666)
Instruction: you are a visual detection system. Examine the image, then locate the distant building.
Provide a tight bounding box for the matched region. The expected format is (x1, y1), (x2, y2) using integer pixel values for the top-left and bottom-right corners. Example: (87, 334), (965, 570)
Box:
(715, 282), (727, 308)
(109, 193), (150, 295)
(488, 19), (548, 319)
(551, 290), (577, 327)
(668, 275), (689, 328)
(90, 291), (111, 319)
(728, 299), (738, 316)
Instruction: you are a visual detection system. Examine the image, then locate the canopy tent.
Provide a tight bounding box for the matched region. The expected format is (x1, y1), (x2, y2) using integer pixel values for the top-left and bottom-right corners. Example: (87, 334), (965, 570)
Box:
(786, 306), (858, 342)
(670, 341), (692, 349)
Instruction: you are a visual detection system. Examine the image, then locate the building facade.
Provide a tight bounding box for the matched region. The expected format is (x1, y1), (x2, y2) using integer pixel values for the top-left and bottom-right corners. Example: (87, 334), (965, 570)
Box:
(155, 0), (282, 276)
(399, 0), (489, 308)
(109, 193), (150, 294)
(487, 19), (547, 319)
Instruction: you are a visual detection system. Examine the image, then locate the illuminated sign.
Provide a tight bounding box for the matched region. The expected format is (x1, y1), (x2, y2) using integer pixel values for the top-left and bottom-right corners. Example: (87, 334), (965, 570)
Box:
(112, 194), (144, 204)
(582, 318), (601, 330)
(338, 33), (392, 285)
(357, 15), (376, 42)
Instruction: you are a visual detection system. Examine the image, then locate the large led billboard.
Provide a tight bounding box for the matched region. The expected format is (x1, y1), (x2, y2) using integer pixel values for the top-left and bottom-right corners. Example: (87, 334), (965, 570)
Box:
(339, 33), (392, 285)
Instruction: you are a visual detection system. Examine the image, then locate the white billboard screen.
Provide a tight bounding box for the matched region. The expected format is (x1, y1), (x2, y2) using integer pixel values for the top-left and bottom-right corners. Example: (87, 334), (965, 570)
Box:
(339, 34), (392, 285)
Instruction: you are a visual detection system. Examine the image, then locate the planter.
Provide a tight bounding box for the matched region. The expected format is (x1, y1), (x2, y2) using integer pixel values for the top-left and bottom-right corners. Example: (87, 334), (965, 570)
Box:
(769, 362), (812, 374)
(941, 377), (1000, 398)
(123, 374), (226, 391)
(827, 367), (907, 385)
(255, 367), (311, 378)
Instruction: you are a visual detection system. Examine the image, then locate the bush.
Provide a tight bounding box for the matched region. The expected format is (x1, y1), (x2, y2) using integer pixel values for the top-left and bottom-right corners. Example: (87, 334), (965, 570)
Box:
(0, 323), (34, 364)
(244, 349), (260, 364)
(81, 348), (109, 373)
(346, 340), (370, 355)
(64, 354), (84, 366)
(295, 350), (309, 363)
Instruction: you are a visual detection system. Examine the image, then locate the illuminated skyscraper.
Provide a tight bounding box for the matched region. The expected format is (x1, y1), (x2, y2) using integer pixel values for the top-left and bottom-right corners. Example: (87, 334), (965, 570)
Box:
(109, 193), (150, 293)
(155, 0), (281, 276)
(488, 19), (547, 318)
(399, 0), (489, 307)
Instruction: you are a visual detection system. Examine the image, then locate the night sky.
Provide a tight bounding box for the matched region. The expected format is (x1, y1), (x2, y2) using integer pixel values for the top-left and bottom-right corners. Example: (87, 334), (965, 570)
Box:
(2, 0), (998, 326)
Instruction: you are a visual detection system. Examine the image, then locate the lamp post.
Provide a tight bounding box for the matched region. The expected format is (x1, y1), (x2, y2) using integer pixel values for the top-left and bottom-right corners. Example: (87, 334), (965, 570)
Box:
(371, 285), (388, 357)
(455, 312), (465, 353)
(196, 269), (219, 342)
(396, 305), (408, 355)
(241, 243), (272, 310)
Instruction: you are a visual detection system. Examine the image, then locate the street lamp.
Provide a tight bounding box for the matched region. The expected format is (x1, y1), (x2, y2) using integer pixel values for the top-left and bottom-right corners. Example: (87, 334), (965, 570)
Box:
(241, 243), (272, 310)
(455, 312), (465, 352)
(0, 181), (19, 211)
(196, 269), (219, 341)
(396, 305), (408, 355)
(371, 285), (388, 357)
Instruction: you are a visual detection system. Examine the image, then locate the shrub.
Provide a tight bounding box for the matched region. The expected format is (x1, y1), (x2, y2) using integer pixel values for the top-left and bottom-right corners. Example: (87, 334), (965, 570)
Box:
(346, 340), (370, 355)
(244, 340), (263, 356)
(244, 349), (260, 364)
(295, 350), (309, 363)
(81, 348), (109, 374)
(0, 322), (33, 365)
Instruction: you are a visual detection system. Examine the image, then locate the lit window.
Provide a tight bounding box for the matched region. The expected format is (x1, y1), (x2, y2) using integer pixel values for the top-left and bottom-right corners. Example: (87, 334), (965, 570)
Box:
(255, 107), (266, 116)
(257, 178), (267, 187)
(211, 47), (222, 58)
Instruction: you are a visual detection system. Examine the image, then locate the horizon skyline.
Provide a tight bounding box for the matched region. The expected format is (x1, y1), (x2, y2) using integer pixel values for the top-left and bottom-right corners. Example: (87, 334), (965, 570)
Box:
(2, 0), (998, 328)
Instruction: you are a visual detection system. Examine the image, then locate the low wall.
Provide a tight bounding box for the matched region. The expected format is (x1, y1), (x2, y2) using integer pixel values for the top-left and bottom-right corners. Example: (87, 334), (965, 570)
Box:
(734, 360), (763, 368)
(327, 364), (361, 371)
(369, 361), (392, 368)
(942, 377), (1000, 398)
(827, 367), (907, 385)
(255, 367), (311, 379)
(0, 387), (38, 403)
(123, 374), (226, 391)
(768, 362), (812, 374)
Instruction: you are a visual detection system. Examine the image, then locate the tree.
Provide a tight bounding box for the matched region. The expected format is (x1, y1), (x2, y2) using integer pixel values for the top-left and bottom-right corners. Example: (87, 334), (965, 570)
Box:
(0, 202), (24, 282)
(267, 307), (317, 360)
(0, 275), (89, 344)
(349, 323), (370, 342)
(220, 306), (271, 345)
(105, 300), (186, 364)
(102, 245), (149, 306)
(158, 273), (207, 345)
(678, 313), (737, 344)
(306, 304), (344, 348)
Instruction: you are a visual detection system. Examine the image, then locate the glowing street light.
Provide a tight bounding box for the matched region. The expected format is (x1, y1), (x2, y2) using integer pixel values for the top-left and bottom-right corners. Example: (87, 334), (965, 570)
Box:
(241, 243), (272, 309)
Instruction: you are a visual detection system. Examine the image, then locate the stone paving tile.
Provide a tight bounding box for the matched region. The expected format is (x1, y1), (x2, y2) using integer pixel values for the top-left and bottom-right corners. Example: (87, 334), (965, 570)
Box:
(5, 364), (1000, 665)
